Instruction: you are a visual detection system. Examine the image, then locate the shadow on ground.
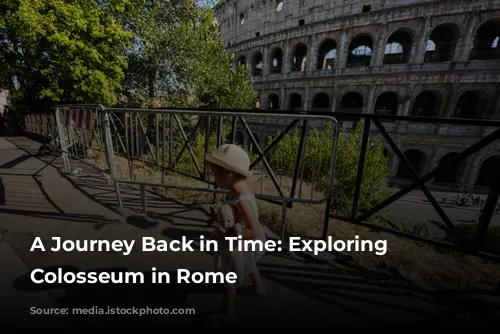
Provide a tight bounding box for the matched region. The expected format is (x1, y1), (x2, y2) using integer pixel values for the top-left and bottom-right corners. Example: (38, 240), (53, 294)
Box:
(3, 136), (500, 330)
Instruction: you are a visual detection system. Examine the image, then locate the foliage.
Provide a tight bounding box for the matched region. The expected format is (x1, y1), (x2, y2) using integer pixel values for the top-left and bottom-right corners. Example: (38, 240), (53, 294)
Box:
(116, 0), (257, 109)
(1, 0), (256, 113)
(265, 121), (392, 218)
(0, 0), (131, 112)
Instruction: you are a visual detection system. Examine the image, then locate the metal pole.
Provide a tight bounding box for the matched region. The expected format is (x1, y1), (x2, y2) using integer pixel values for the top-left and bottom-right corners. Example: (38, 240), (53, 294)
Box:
(323, 191), (333, 240)
(289, 120), (308, 202)
(55, 108), (71, 173)
(351, 119), (371, 219)
(169, 114), (173, 168)
(204, 116), (211, 179)
(162, 114), (166, 184)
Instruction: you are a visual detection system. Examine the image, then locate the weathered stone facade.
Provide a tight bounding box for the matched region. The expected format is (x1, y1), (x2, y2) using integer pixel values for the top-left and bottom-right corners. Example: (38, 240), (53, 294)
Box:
(215, 0), (500, 190)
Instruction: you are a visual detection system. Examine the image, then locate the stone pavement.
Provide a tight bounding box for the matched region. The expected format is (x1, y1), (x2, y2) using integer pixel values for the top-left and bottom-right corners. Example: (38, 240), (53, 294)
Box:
(0, 135), (499, 330)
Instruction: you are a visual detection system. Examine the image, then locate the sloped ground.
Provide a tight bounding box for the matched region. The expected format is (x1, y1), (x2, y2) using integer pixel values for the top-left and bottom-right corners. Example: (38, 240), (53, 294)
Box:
(0, 135), (499, 330)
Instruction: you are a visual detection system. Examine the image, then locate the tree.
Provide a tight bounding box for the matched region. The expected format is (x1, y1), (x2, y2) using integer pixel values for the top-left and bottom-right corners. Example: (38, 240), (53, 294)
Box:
(117, 0), (257, 109)
(0, 0), (131, 112)
(266, 121), (392, 219)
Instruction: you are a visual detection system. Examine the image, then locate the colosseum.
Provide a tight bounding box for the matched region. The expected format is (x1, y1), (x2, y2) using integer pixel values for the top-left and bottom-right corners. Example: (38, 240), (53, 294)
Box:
(214, 0), (500, 192)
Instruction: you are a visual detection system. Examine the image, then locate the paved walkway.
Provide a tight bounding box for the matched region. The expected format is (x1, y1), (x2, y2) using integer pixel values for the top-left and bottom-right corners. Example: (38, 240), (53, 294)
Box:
(0, 135), (499, 329)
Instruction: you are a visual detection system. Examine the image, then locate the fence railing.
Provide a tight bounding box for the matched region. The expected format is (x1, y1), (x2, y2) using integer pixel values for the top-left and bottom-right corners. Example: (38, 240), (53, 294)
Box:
(20, 106), (500, 261)
(320, 111), (500, 261)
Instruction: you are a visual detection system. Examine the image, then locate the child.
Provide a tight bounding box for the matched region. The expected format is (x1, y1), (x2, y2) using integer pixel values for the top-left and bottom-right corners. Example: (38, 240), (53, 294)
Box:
(205, 144), (267, 321)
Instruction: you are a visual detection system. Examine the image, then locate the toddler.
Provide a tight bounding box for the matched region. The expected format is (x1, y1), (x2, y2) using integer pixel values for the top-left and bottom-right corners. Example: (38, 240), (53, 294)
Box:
(204, 144), (267, 324)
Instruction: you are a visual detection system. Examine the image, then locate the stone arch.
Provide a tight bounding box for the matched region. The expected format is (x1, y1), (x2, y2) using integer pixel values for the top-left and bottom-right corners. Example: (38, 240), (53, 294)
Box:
(396, 149), (426, 180)
(291, 43), (308, 72)
(347, 34), (373, 67)
(453, 90), (489, 119)
(434, 152), (467, 185)
(471, 19), (500, 60)
(340, 91), (364, 110)
(268, 94), (280, 110)
(375, 92), (399, 115)
(289, 93), (302, 111)
(312, 92), (330, 111)
(252, 51), (263, 76)
(475, 155), (500, 187)
(317, 39), (337, 70)
(384, 29), (413, 64)
(410, 91), (442, 117)
(425, 23), (460, 62)
(270, 48), (283, 73)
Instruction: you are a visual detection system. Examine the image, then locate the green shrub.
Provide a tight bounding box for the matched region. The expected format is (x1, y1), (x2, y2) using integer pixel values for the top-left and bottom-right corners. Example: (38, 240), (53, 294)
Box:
(266, 121), (392, 219)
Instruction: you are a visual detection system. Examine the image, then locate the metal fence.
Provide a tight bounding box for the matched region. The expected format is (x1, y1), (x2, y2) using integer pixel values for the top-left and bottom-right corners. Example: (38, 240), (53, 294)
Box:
(22, 105), (500, 261)
(320, 111), (500, 261)
(52, 106), (340, 241)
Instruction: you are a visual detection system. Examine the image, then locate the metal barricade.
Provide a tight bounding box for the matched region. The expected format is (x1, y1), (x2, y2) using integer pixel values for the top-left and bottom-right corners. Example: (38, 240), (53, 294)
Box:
(100, 107), (341, 240)
(22, 113), (56, 140)
(54, 105), (106, 173)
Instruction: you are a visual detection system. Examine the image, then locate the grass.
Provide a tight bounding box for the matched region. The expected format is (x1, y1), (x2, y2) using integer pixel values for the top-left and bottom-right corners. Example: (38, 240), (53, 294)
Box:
(84, 148), (500, 291)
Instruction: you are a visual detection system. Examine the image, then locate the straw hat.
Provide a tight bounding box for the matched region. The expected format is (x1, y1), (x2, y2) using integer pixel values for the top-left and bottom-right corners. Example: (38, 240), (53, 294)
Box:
(205, 144), (253, 178)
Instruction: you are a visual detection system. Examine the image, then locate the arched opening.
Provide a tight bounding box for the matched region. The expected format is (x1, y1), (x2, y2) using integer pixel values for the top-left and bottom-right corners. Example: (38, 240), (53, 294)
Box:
(237, 55), (247, 67)
(317, 39), (337, 70)
(235, 131), (244, 145)
(471, 19), (500, 60)
(347, 35), (373, 67)
(292, 43), (307, 72)
(268, 94), (280, 110)
(289, 93), (302, 111)
(454, 91), (489, 119)
(270, 48), (283, 74)
(411, 91), (440, 117)
(475, 155), (500, 187)
(397, 149), (426, 180)
(312, 93), (330, 111)
(375, 92), (399, 115)
(425, 23), (459, 62)
(340, 92), (363, 111)
(339, 92), (363, 128)
(434, 153), (467, 185)
(252, 52), (263, 76)
(384, 30), (412, 64)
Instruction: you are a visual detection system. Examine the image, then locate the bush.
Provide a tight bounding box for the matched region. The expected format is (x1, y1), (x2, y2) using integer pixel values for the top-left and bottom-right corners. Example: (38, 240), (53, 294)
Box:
(266, 121), (392, 219)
